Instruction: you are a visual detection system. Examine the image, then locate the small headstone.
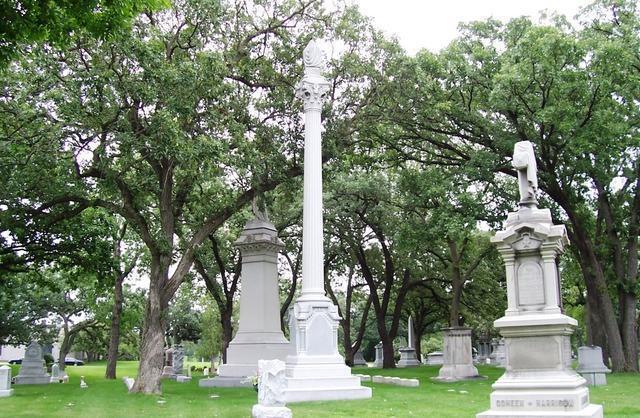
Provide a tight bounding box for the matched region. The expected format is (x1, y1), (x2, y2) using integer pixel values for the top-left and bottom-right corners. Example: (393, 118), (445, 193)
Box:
(576, 346), (611, 386)
(0, 365), (14, 397)
(352, 349), (367, 366)
(50, 363), (59, 380)
(14, 341), (50, 385)
(203, 367), (209, 377)
(373, 342), (384, 368)
(80, 376), (88, 388)
(176, 375), (192, 383)
(425, 351), (443, 365)
(251, 359), (292, 418)
(123, 376), (135, 391)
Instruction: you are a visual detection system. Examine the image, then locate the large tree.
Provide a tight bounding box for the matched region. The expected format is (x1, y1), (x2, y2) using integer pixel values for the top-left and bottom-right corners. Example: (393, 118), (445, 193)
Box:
(1, 0), (400, 392)
(364, 2), (639, 371)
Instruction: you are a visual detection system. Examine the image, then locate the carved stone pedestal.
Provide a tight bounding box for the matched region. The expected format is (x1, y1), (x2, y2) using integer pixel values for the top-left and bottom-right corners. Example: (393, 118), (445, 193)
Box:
(284, 297), (371, 402)
(433, 327), (483, 381)
(397, 347), (420, 368)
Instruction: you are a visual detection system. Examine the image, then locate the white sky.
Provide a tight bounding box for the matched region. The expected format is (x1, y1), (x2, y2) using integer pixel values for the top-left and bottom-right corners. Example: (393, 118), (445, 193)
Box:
(353, 0), (592, 54)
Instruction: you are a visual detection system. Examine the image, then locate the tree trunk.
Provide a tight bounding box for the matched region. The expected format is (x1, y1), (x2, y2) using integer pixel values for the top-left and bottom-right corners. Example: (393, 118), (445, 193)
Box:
(381, 333), (396, 369)
(131, 276), (167, 394)
(552, 187), (627, 371)
(586, 291), (609, 363)
(105, 274), (125, 379)
(220, 309), (233, 364)
(621, 292), (639, 371)
(58, 325), (71, 372)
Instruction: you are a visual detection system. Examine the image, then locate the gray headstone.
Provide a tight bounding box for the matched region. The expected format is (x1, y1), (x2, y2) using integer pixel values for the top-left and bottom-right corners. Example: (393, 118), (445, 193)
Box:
(172, 346), (184, 375)
(576, 346), (610, 386)
(14, 341), (50, 385)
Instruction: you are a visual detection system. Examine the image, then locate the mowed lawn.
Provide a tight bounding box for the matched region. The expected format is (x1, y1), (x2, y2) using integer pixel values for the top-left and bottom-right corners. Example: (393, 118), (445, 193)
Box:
(2, 362), (639, 417)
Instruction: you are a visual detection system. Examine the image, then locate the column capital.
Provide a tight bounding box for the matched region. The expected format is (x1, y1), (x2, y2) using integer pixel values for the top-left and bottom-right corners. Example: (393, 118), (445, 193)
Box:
(296, 40), (330, 111)
(296, 78), (330, 111)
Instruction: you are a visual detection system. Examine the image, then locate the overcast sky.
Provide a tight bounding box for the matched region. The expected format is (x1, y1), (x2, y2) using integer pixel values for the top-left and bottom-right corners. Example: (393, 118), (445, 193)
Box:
(353, 0), (592, 54)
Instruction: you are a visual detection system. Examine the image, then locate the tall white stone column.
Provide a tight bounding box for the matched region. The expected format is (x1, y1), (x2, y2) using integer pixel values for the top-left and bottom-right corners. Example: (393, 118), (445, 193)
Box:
(200, 217), (289, 387)
(283, 40), (371, 403)
(477, 141), (602, 418)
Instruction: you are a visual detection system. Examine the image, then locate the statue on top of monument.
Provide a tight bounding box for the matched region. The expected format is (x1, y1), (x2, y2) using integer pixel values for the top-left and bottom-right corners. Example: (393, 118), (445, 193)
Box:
(251, 195), (270, 222)
(512, 141), (538, 207)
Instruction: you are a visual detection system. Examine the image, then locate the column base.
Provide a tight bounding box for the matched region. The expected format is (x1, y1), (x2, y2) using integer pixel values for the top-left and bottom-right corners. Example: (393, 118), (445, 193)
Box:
(252, 404), (292, 418)
(0, 389), (14, 397)
(397, 347), (421, 368)
(14, 375), (50, 385)
(477, 403), (602, 417)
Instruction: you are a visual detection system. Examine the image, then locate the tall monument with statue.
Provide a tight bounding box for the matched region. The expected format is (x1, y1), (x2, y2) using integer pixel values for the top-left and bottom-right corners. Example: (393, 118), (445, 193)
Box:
(282, 40), (372, 403)
(477, 141), (602, 417)
(200, 205), (289, 387)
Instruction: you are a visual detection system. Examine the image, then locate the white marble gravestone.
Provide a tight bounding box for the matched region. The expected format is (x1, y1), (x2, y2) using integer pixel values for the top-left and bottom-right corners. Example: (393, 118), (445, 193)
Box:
(50, 362), (61, 383)
(433, 327), (482, 381)
(0, 365), (14, 397)
(14, 341), (50, 385)
(252, 359), (292, 418)
(200, 217), (289, 388)
(477, 141), (602, 418)
(398, 316), (420, 368)
(576, 346), (610, 386)
(282, 40), (371, 403)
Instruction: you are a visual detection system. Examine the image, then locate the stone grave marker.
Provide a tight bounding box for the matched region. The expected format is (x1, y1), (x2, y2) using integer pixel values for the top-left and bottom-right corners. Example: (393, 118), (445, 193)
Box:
(14, 341), (50, 385)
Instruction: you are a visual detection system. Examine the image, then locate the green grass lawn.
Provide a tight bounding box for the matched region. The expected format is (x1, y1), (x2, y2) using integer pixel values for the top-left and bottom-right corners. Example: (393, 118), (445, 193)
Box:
(2, 362), (638, 417)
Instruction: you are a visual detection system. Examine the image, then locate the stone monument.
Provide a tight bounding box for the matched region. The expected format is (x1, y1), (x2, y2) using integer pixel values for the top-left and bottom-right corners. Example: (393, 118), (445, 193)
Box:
(200, 213), (289, 388)
(476, 335), (492, 364)
(161, 346), (175, 379)
(477, 141), (602, 417)
(433, 327), (482, 381)
(373, 342), (384, 368)
(252, 359), (292, 418)
(50, 363), (61, 383)
(172, 345), (185, 376)
(282, 40), (371, 403)
(398, 316), (421, 368)
(488, 338), (507, 367)
(14, 341), (50, 385)
(0, 365), (14, 397)
(352, 349), (367, 366)
(576, 346), (610, 386)
(425, 351), (443, 365)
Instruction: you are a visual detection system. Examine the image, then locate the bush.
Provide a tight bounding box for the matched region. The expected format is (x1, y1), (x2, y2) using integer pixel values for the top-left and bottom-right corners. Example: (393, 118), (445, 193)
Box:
(43, 354), (54, 365)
